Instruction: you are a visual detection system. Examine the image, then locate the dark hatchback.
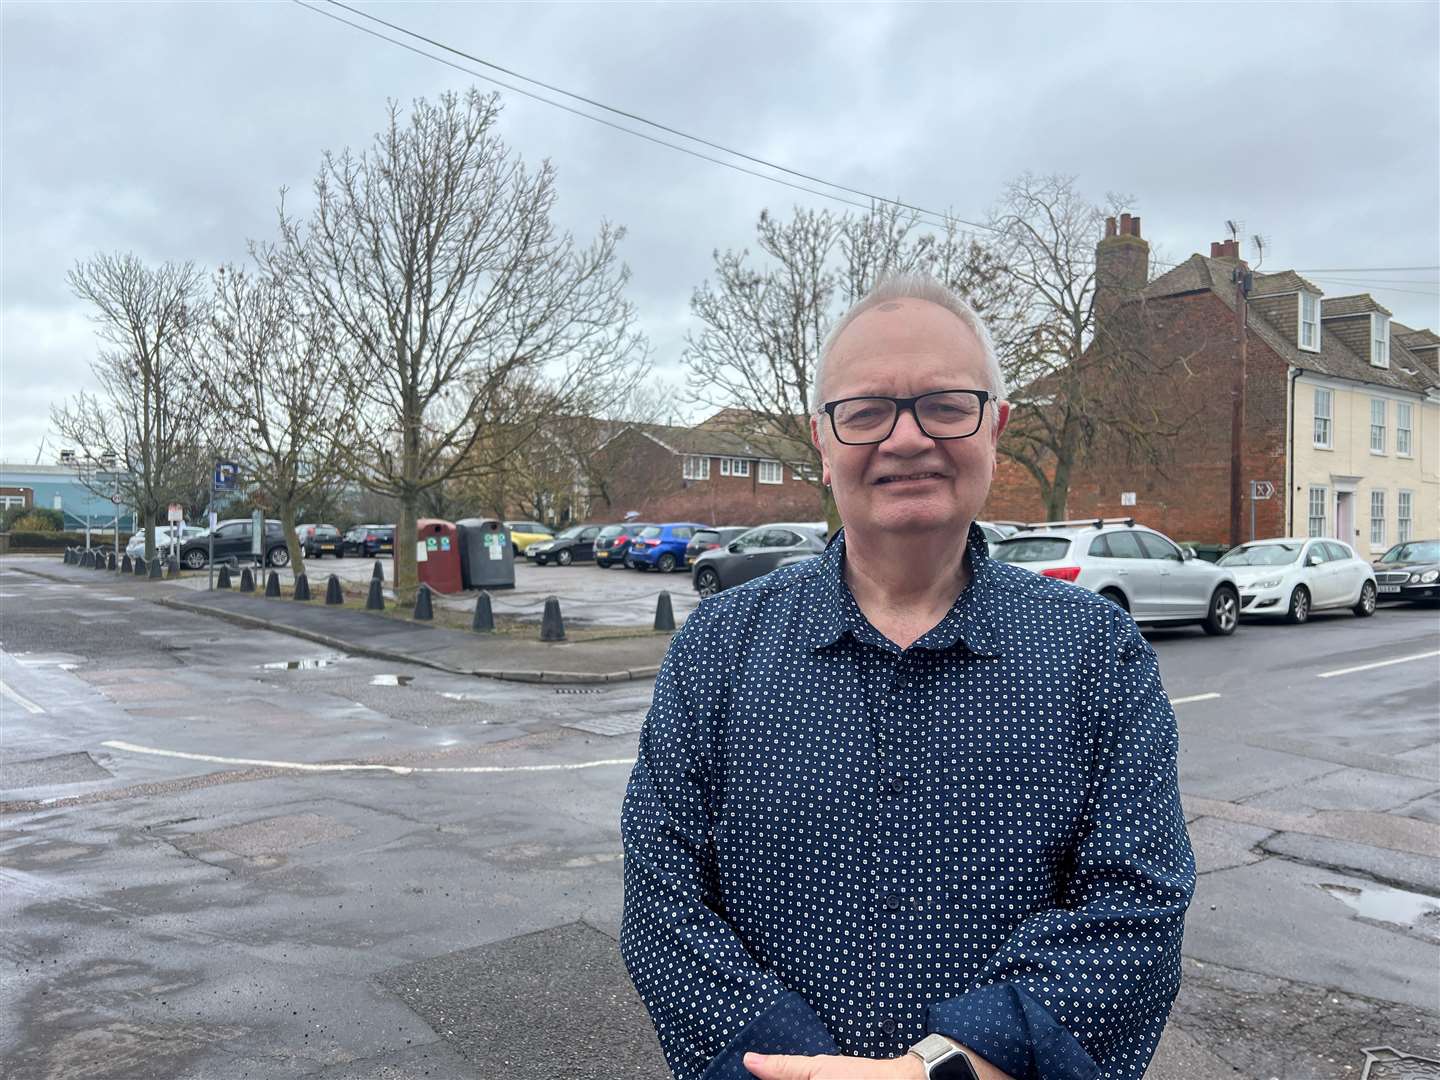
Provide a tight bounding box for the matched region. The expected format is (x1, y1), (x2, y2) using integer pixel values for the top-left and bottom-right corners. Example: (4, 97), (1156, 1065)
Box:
(303, 524), (344, 558)
(343, 525), (395, 558)
(530, 524), (602, 566)
(1372, 539), (1440, 602)
(595, 523), (651, 569)
(685, 526), (751, 565)
(178, 518), (289, 569)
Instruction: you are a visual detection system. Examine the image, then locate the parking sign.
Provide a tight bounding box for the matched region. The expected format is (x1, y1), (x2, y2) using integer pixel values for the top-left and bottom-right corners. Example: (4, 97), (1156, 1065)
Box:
(213, 461), (238, 493)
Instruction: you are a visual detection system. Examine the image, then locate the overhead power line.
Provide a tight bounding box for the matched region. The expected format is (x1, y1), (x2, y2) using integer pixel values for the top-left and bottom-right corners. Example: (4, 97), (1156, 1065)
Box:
(293, 0), (992, 235)
(1295, 265), (1440, 273)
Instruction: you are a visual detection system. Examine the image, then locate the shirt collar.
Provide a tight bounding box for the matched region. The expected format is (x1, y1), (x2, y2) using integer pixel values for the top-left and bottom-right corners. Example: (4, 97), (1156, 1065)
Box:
(803, 522), (1002, 658)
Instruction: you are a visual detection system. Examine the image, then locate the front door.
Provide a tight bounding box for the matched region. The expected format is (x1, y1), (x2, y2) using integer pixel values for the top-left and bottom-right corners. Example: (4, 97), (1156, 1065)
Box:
(1335, 490), (1355, 546)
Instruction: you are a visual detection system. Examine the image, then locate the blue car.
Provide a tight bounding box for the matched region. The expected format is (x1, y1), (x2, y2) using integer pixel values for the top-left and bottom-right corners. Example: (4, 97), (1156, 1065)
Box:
(628, 522), (707, 573)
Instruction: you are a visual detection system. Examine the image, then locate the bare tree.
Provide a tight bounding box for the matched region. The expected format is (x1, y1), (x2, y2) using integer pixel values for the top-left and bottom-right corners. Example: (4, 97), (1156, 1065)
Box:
(271, 89), (646, 597)
(987, 174), (1199, 520)
(184, 264), (358, 576)
(685, 204), (1009, 529)
(51, 253), (210, 559)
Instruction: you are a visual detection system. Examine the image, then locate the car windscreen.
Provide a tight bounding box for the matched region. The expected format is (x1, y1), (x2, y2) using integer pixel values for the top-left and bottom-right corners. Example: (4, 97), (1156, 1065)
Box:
(1380, 541), (1440, 563)
(555, 526), (583, 540)
(639, 526), (662, 539)
(598, 526), (623, 539)
(992, 536), (1072, 563)
(691, 530), (721, 544)
(1219, 543), (1302, 567)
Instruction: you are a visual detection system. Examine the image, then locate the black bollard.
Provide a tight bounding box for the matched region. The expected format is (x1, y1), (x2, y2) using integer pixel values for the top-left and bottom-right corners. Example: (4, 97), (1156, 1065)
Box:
(371, 560), (384, 583)
(121, 554), (132, 573)
(166, 557), (179, 579)
(293, 573), (311, 601)
(64, 548), (73, 564)
(413, 584), (433, 621)
(81, 550), (92, 568)
(107, 552), (117, 571)
(265, 571), (281, 597)
(325, 574), (343, 605)
(96, 553), (109, 571)
(472, 591), (494, 632)
(239, 568), (255, 593)
(148, 558), (162, 579)
(365, 576), (384, 611)
(654, 590), (676, 632)
(217, 565), (232, 589)
(540, 596), (566, 641)
(134, 556), (146, 577)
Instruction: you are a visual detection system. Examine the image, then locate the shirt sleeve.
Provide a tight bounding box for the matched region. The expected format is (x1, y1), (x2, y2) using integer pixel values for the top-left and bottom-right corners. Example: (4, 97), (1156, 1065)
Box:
(926, 614), (1196, 1080)
(620, 617), (839, 1080)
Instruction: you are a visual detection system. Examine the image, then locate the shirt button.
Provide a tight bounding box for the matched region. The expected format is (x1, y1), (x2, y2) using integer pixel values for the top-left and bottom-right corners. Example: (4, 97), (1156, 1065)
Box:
(882, 890), (902, 910)
(879, 1017), (897, 1036)
(887, 774), (907, 794)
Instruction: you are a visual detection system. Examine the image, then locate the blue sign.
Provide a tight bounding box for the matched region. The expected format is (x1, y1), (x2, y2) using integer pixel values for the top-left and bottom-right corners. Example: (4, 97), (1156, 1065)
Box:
(214, 461), (238, 492)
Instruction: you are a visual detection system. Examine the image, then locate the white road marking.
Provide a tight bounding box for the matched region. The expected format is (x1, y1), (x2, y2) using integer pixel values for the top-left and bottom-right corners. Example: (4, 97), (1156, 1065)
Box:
(1168, 692), (1222, 705)
(1316, 649), (1440, 679)
(101, 740), (635, 776)
(0, 680), (45, 715)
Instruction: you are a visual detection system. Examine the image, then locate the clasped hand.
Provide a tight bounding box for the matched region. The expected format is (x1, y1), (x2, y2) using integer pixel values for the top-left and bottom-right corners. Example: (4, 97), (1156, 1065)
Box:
(743, 1051), (925, 1079)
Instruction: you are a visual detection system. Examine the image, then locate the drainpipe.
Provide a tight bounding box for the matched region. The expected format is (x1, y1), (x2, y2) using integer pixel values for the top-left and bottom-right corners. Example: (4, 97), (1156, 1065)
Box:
(1288, 367), (1302, 536)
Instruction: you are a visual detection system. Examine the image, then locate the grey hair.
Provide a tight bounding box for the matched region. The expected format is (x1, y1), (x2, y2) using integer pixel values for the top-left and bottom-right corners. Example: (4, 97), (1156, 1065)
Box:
(810, 274), (1007, 414)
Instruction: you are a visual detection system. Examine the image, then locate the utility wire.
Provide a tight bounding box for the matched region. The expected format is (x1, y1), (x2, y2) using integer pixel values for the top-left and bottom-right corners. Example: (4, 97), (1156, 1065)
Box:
(1296, 265), (1439, 273)
(294, 0), (988, 235)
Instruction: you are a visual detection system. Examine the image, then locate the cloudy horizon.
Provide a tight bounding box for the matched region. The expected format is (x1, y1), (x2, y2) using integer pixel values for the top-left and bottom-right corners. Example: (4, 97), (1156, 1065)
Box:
(3, 0), (1437, 464)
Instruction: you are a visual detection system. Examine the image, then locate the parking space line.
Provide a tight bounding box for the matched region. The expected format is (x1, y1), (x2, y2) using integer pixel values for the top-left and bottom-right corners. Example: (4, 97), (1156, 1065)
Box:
(101, 740), (636, 776)
(1168, 692), (1222, 706)
(0, 680), (45, 715)
(1316, 649), (1440, 679)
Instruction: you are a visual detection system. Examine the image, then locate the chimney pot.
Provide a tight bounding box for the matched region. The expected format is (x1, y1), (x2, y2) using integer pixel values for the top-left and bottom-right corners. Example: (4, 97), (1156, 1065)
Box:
(1105, 216), (1118, 239)
(1130, 216), (1141, 238)
(1211, 242), (1223, 257)
(1119, 213), (1132, 234)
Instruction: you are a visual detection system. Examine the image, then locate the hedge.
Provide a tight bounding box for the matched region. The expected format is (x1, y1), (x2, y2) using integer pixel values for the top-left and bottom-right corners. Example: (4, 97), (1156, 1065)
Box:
(1, 530), (95, 552)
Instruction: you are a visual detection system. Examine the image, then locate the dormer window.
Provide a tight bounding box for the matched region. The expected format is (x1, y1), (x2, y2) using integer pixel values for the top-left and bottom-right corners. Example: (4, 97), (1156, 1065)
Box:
(1298, 292), (1321, 352)
(1372, 314), (1390, 367)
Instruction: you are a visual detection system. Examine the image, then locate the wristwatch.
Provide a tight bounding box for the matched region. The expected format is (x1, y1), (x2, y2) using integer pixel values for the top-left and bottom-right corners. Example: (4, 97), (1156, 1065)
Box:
(907, 1033), (980, 1080)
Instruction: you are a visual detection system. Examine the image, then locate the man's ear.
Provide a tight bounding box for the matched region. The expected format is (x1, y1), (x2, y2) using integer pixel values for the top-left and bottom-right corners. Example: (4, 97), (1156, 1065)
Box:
(992, 401), (1010, 443)
(810, 414), (832, 488)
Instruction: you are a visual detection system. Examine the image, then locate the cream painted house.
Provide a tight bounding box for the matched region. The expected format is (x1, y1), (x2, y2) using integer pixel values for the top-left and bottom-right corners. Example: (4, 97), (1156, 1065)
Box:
(1288, 297), (1439, 554)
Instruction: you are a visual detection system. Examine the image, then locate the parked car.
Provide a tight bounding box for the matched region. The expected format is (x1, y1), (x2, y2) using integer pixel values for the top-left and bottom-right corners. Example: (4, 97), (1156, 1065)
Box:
(691, 524), (827, 596)
(685, 526), (751, 565)
(125, 525), (207, 559)
(302, 524), (345, 559)
(504, 520), (553, 558)
(628, 522), (707, 573)
(1371, 539), (1440, 603)
(975, 520), (1008, 545)
(528, 524), (602, 566)
(991, 519), (1240, 635)
(594, 523), (650, 569)
(177, 518), (289, 569)
(1218, 538), (1377, 622)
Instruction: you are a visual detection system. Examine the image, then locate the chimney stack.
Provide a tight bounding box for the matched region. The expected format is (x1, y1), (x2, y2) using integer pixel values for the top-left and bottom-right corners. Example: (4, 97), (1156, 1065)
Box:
(1095, 211), (1150, 324)
(1210, 239), (1241, 259)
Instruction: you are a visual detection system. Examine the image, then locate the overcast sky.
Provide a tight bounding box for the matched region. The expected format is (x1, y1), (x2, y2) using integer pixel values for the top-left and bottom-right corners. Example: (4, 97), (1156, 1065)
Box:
(3, 0), (1437, 464)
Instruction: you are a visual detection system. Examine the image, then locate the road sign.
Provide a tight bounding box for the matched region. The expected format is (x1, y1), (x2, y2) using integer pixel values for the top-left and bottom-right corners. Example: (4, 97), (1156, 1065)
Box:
(168, 503), (184, 524)
(1250, 480), (1276, 500)
(214, 461), (238, 493)
(110, 494), (122, 505)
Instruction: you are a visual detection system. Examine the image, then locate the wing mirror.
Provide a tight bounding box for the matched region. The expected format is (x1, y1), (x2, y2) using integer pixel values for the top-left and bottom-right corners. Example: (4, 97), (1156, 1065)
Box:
(1181, 546), (1196, 561)
(1307, 553), (1322, 567)
(727, 542), (741, 554)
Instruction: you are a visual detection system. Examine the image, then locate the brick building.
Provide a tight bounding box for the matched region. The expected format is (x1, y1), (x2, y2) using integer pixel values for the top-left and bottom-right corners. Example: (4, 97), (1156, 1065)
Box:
(590, 420), (823, 524)
(985, 221), (1440, 549)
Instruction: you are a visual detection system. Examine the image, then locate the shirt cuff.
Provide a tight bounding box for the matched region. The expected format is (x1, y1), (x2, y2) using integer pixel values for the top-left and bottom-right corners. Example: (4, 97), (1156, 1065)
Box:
(926, 983), (1099, 1080)
(699, 991), (839, 1080)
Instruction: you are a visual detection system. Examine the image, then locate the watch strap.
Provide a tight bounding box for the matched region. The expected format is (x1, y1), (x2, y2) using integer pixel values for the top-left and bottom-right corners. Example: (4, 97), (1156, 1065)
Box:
(908, 1033), (980, 1080)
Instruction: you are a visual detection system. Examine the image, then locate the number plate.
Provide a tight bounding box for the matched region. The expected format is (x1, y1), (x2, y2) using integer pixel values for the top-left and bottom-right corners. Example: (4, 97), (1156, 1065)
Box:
(1378, 584), (1401, 593)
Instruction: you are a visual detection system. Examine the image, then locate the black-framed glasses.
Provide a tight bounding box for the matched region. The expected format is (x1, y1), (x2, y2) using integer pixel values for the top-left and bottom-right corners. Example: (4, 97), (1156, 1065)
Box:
(820, 389), (991, 445)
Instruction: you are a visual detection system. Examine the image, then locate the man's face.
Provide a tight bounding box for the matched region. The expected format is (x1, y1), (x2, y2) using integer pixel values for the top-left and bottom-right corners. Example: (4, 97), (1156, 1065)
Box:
(811, 299), (1009, 536)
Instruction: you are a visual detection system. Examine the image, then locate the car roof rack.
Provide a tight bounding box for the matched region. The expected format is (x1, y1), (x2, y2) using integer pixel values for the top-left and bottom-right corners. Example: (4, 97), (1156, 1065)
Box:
(1020, 517), (1137, 531)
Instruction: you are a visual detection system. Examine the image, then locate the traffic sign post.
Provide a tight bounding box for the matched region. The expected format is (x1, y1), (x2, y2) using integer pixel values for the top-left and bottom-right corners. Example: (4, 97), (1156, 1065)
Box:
(208, 461), (238, 590)
(1249, 480), (1275, 541)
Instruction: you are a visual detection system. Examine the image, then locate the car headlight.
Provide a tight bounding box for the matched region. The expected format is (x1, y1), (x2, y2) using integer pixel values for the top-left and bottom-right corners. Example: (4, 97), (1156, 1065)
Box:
(1422, 570), (1439, 584)
(1253, 577), (1282, 589)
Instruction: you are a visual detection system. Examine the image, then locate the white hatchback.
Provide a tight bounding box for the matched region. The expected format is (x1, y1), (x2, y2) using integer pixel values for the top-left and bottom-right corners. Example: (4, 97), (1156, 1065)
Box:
(1218, 538), (1377, 623)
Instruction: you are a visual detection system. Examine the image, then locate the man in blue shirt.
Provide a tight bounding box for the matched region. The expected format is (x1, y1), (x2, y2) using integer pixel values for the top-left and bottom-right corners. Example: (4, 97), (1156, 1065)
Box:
(621, 276), (1194, 1080)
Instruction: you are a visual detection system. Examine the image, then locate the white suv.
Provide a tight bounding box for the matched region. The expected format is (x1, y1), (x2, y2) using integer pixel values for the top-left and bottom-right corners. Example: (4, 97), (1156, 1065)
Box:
(992, 519), (1241, 635)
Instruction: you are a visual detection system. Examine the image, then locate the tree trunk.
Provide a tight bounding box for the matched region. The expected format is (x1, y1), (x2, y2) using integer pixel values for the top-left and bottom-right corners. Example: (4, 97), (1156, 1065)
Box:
(394, 490), (419, 603)
(143, 507), (157, 562)
(277, 497), (306, 579)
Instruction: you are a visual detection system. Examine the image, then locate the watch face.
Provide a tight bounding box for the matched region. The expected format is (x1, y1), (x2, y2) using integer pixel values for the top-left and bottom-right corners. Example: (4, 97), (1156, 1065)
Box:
(933, 1050), (980, 1080)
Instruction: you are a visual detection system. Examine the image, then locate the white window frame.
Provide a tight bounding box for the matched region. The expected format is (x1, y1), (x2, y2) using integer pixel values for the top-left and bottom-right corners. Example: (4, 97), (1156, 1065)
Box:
(1369, 489), (1386, 548)
(757, 459), (783, 485)
(1298, 292), (1321, 352)
(1369, 398), (1387, 455)
(1396, 401), (1413, 457)
(1397, 490), (1414, 543)
(0, 494), (26, 510)
(792, 464), (819, 483)
(1312, 387), (1332, 449)
(1371, 313), (1390, 368)
(682, 454), (710, 481)
(1307, 486), (1328, 538)
(721, 457), (750, 478)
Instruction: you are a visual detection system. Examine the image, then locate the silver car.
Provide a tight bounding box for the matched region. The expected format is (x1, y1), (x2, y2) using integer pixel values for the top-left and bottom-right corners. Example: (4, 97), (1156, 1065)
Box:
(691, 524), (826, 597)
(992, 519), (1240, 635)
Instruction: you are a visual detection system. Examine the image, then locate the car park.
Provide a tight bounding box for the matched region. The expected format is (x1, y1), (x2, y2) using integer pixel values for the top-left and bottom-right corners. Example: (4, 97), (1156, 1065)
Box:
(628, 522), (707, 573)
(177, 518), (290, 569)
(528, 524), (602, 566)
(503, 520), (553, 558)
(594, 523), (649, 568)
(1218, 538), (1376, 622)
(685, 526), (751, 565)
(1371, 539), (1440, 603)
(691, 524), (827, 596)
(302, 524), (344, 558)
(991, 518), (1241, 635)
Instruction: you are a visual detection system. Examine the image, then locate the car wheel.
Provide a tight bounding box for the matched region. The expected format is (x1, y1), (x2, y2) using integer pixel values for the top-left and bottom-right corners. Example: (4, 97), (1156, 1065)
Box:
(658, 552), (677, 573)
(695, 567), (721, 597)
(184, 549), (207, 570)
(1202, 585), (1238, 636)
(557, 548), (573, 567)
(1353, 580), (1377, 617)
(268, 545), (290, 568)
(1099, 587), (1129, 612)
(624, 553), (636, 569)
(1285, 585), (1310, 625)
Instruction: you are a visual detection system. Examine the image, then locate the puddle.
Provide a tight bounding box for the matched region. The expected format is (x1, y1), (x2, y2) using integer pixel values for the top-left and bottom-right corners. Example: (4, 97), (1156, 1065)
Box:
(261, 657), (343, 671)
(1319, 882), (1440, 927)
(370, 674), (414, 687)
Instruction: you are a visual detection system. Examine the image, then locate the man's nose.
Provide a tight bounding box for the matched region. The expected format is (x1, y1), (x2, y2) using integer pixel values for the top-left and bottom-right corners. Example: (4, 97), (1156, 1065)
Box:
(882, 404), (935, 452)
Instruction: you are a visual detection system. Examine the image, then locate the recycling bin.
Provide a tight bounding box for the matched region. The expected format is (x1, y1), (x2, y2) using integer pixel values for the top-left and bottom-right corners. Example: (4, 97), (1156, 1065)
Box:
(456, 518), (515, 590)
(412, 519), (464, 594)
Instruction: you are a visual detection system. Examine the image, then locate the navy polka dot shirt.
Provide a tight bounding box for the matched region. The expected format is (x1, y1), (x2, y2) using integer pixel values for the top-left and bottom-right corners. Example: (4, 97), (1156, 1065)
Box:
(621, 525), (1194, 1080)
